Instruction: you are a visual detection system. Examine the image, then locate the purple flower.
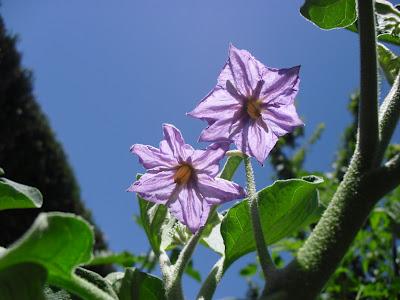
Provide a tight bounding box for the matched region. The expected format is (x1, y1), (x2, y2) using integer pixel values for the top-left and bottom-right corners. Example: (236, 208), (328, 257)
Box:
(128, 124), (246, 233)
(188, 44), (304, 164)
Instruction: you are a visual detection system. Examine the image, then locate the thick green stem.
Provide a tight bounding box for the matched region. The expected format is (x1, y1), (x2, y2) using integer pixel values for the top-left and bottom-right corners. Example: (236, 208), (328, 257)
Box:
(260, 1), (394, 298)
(243, 156), (276, 281)
(196, 257), (225, 300)
(358, 0), (379, 169)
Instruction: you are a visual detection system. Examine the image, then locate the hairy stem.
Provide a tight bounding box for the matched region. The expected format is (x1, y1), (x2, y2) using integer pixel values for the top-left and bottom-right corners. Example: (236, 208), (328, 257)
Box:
(56, 275), (114, 300)
(377, 73), (400, 162)
(243, 156), (276, 281)
(163, 208), (215, 300)
(357, 0), (379, 169)
(261, 1), (394, 298)
(196, 257), (225, 300)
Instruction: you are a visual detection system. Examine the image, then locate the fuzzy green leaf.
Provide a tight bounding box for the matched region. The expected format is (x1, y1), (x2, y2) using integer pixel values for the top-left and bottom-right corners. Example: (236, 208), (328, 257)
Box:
(0, 212), (114, 299)
(300, 0), (357, 30)
(138, 197), (168, 255)
(75, 267), (118, 299)
(87, 251), (138, 268)
(200, 155), (244, 254)
(136, 174), (168, 255)
(221, 176), (323, 267)
(375, 0), (400, 46)
(377, 43), (400, 85)
(112, 268), (166, 300)
(0, 178), (43, 211)
(0, 263), (47, 300)
(346, 0), (400, 45)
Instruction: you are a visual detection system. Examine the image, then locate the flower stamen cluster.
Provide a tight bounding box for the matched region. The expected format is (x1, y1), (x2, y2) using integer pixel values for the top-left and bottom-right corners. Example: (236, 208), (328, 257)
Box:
(174, 164), (193, 185)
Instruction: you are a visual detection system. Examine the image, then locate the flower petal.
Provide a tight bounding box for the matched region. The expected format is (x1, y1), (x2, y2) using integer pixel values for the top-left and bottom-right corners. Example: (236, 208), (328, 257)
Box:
(130, 144), (177, 170)
(197, 173), (246, 204)
(260, 66), (300, 106)
(262, 104), (304, 137)
(248, 120), (278, 164)
(199, 114), (245, 143)
(127, 171), (176, 204)
(162, 124), (194, 161)
(187, 87), (242, 122)
(191, 143), (229, 176)
(159, 140), (173, 155)
(168, 184), (210, 233)
(232, 121), (250, 154)
(228, 44), (265, 97)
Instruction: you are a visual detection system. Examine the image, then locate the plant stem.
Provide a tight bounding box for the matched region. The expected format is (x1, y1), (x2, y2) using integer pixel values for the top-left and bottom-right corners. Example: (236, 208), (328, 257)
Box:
(164, 210), (213, 300)
(174, 228), (204, 279)
(56, 275), (115, 300)
(243, 156), (276, 281)
(377, 73), (400, 163)
(357, 0), (379, 169)
(196, 256), (225, 300)
(261, 2), (390, 298)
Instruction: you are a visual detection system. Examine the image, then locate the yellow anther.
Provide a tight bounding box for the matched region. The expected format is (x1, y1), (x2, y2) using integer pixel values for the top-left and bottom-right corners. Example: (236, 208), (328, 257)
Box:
(246, 99), (262, 120)
(174, 164), (192, 185)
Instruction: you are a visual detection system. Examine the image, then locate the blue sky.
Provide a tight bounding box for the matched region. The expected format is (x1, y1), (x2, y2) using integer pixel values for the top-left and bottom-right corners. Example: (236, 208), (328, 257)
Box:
(2, 0), (398, 299)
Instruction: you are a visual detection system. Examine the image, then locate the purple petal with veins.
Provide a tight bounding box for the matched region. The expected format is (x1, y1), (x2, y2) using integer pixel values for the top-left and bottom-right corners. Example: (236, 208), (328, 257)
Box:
(188, 44), (303, 164)
(128, 124), (245, 233)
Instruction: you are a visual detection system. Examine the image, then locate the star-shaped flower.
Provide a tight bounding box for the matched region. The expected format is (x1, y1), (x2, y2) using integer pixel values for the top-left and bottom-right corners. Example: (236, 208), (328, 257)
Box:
(128, 124), (246, 233)
(188, 44), (304, 164)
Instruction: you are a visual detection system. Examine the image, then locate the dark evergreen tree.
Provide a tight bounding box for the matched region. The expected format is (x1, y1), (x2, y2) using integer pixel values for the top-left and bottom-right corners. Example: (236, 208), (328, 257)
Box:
(0, 15), (113, 275)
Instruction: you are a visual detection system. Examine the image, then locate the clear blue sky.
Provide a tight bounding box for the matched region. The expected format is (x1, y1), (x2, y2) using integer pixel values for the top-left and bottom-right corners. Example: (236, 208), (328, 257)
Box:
(2, 0), (398, 299)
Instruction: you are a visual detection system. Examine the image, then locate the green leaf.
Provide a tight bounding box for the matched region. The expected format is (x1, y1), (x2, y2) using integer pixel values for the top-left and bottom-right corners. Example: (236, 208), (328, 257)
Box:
(185, 260), (202, 282)
(201, 211), (225, 255)
(199, 155), (244, 255)
(44, 286), (73, 300)
(0, 263), (47, 300)
(138, 199), (168, 255)
(346, 0), (400, 46)
(375, 0), (400, 46)
(0, 167), (4, 176)
(86, 251), (138, 268)
(0, 177), (43, 210)
(219, 156), (243, 180)
(75, 267), (118, 299)
(300, 0), (357, 30)
(239, 263), (257, 277)
(113, 268), (166, 300)
(221, 176), (323, 267)
(377, 43), (400, 85)
(136, 174), (168, 255)
(0, 212), (114, 299)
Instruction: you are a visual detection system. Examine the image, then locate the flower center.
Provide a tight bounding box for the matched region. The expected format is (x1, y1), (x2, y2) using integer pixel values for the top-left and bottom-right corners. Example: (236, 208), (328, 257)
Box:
(174, 164), (193, 185)
(246, 99), (262, 120)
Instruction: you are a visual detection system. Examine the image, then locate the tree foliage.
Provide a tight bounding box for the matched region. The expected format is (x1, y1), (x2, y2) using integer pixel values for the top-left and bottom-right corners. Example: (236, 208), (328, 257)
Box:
(0, 15), (112, 276)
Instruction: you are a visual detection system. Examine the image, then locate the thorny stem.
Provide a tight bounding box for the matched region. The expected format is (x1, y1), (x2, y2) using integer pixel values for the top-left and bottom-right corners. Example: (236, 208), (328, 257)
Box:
(243, 156), (276, 281)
